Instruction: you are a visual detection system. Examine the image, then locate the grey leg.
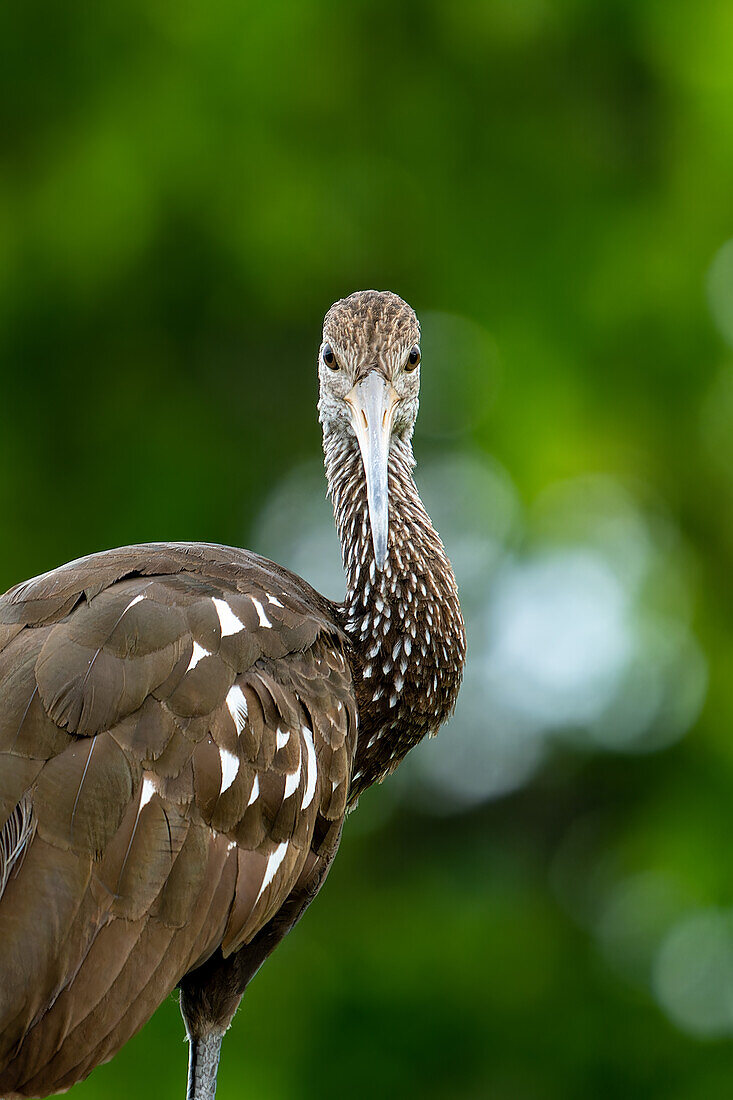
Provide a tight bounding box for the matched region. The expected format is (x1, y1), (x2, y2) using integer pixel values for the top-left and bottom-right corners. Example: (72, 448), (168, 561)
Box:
(186, 1031), (224, 1100)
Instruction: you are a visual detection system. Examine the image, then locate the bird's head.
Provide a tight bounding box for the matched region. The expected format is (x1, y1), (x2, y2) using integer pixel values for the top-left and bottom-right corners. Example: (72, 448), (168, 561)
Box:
(318, 289), (421, 570)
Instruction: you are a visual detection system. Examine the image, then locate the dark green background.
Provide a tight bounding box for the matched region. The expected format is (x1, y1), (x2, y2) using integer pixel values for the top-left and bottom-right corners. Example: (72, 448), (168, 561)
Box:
(3, 1), (733, 1097)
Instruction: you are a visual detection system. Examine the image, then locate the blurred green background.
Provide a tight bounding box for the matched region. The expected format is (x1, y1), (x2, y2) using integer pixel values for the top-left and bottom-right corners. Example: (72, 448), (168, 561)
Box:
(3, 0), (733, 1096)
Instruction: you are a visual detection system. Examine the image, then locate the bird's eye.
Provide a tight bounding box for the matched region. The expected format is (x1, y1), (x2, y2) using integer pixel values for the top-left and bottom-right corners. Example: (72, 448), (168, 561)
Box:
(322, 343), (338, 370)
(406, 346), (421, 371)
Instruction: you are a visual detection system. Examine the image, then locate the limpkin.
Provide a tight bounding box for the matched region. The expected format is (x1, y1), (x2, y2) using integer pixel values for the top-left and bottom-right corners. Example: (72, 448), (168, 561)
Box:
(0, 290), (465, 1100)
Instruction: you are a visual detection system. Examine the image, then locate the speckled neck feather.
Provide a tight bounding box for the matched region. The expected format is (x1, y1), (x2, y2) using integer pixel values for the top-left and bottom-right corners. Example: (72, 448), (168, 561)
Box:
(324, 428), (466, 802)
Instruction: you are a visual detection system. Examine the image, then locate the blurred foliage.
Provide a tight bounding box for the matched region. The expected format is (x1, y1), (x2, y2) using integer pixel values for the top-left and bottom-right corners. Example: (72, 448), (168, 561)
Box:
(3, 0), (733, 1096)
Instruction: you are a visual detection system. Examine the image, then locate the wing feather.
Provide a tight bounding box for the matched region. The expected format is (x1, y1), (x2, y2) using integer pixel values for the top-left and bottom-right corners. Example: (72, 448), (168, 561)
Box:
(34, 732), (136, 855)
(0, 545), (358, 1098)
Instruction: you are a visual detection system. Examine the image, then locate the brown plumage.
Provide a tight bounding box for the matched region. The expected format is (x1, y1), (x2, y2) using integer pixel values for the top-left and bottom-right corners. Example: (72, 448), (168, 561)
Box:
(0, 291), (465, 1100)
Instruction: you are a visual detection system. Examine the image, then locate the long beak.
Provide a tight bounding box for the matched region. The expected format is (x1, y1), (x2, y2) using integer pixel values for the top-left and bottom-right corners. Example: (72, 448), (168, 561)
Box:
(345, 371), (399, 570)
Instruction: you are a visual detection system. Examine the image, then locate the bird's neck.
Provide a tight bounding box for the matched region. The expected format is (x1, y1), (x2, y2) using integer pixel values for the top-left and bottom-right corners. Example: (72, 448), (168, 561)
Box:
(323, 430), (466, 802)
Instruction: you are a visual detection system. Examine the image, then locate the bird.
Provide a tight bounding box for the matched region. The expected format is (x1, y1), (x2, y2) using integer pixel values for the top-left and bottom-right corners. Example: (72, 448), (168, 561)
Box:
(0, 290), (466, 1100)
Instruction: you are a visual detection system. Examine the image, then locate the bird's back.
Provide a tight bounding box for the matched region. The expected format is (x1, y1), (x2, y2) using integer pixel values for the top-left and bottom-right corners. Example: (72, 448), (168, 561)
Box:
(0, 543), (357, 1097)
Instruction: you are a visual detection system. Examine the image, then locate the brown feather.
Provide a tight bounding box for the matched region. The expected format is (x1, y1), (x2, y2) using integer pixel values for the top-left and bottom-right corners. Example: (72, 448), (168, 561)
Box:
(98, 792), (188, 921)
(34, 732), (136, 856)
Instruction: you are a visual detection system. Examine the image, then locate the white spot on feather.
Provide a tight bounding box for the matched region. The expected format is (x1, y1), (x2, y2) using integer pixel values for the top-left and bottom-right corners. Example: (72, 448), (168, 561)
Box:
(267, 594), (284, 608)
(250, 596), (272, 628)
(213, 597), (245, 637)
(256, 840), (289, 901)
(140, 776), (156, 808)
(284, 756), (302, 798)
(226, 685), (248, 732)
(125, 594), (146, 612)
(247, 775), (260, 807)
(219, 747), (239, 793)
(187, 641), (210, 671)
(301, 726), (317, 809)
(276, 728), (290, 750)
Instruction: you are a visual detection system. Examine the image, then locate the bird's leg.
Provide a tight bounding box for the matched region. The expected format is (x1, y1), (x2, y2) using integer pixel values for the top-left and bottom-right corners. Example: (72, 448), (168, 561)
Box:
(180, 960), (243, 1100)
(178, 855), (339, 1099)
(185, 1029), (224, 1100)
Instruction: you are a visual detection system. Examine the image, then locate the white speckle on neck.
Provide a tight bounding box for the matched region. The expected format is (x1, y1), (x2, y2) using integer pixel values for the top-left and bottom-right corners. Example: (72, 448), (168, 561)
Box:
(324, 427), (466, 797)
